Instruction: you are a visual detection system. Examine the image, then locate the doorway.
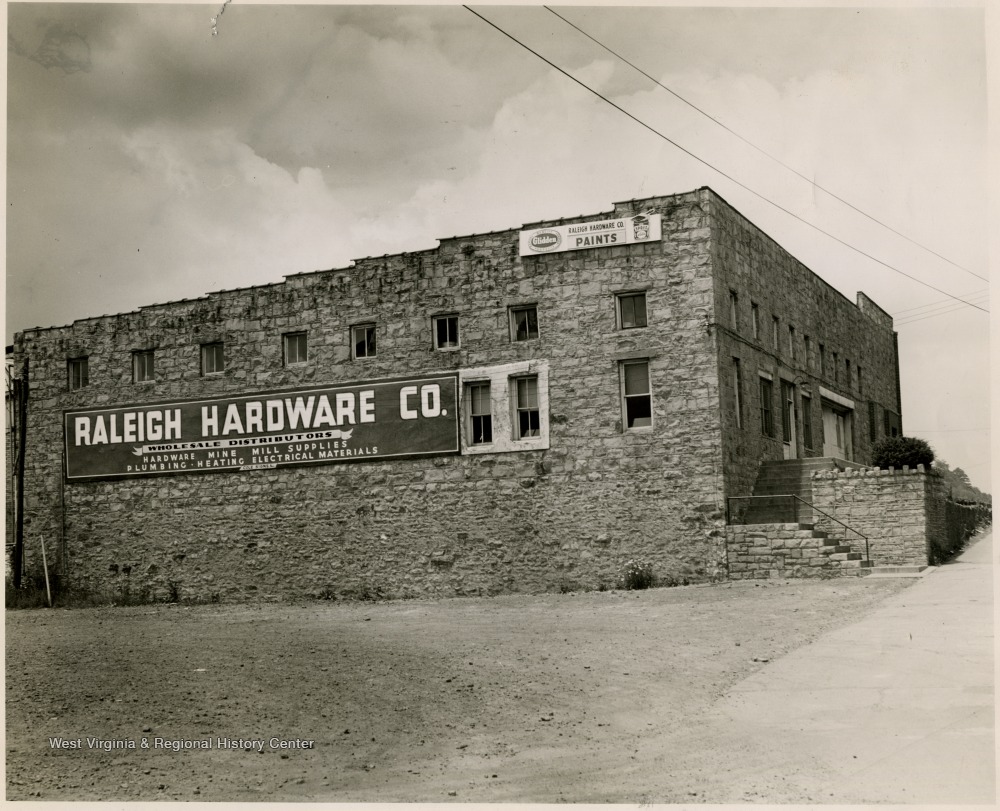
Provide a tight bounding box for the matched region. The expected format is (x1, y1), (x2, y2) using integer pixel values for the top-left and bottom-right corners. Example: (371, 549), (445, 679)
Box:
(822, 401), (853, 460)
(780, 380), (797, 459)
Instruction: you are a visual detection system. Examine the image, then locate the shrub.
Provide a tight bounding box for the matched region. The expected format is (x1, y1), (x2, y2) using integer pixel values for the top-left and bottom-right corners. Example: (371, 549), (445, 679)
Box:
(618, 559), (656, 590)
(871, 436), (934, 470)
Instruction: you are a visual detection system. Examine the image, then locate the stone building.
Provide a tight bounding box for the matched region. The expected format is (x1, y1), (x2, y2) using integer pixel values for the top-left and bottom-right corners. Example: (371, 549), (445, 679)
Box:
(9, 187), (902, 599)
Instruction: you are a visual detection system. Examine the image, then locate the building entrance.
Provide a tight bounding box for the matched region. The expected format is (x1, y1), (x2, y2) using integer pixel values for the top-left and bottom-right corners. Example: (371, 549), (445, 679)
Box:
(780, 380), (797, 459)
(822, 401), (853, 460)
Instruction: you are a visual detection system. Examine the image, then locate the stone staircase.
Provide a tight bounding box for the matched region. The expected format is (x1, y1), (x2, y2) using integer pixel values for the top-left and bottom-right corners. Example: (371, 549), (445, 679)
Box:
(727, 522), (874, 579)
(727, 458), (873, 579)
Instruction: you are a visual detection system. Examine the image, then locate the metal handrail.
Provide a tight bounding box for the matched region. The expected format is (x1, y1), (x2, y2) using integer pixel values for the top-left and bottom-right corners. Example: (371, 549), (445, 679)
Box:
(726, 494), (870, 563)
(790, 495), (869, 563)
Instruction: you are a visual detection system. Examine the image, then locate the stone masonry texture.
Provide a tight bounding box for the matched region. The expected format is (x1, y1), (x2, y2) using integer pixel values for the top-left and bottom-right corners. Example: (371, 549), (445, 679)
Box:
(811, 466), (941, 566)
(11, 187), (902, 600)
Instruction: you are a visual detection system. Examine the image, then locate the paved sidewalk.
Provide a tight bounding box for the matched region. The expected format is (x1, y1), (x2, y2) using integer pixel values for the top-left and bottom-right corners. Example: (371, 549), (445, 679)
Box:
(696, 530), (995, 804)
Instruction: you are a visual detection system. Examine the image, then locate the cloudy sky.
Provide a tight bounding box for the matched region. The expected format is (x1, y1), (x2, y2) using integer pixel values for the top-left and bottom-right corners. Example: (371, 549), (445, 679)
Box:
(6, 2), (991, 490)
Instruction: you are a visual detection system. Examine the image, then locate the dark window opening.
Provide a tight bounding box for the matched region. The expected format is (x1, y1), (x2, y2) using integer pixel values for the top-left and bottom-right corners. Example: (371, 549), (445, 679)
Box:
(352, 325), (376, 359)
(622, 360), (652, 429)
(618, 293), (647, 329)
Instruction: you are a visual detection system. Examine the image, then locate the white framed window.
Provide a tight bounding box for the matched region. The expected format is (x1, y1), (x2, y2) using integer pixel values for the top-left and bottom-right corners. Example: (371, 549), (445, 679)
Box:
(68, 357), (89, 391)
(133, 350), (155, 383)
(617, 292), (647, 329)
(459, 361), (549, 455)
(433, 314), (460, 350)
(201, 342), (225, 375)
(510, 305), (539, 342)
(283, 332), (308, 366)
(351, 324), (376, 359)
(513, 376), (540, 439)
(621, 359), (652, 429)
(466, 382), (492, 445)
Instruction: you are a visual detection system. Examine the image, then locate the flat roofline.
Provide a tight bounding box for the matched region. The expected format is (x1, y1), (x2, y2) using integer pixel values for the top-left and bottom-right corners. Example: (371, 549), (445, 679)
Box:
(12, 186), (885, 336)
(701, 186), (889, 321)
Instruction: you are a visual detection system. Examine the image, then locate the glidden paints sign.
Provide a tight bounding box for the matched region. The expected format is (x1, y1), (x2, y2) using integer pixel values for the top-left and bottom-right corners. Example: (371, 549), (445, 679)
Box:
(518, 213), (662, 257)
(64, 374), (459, 481)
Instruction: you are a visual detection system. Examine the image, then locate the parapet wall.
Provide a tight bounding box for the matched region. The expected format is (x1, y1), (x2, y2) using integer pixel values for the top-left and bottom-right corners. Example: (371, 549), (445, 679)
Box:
(811, 466), (945, 566)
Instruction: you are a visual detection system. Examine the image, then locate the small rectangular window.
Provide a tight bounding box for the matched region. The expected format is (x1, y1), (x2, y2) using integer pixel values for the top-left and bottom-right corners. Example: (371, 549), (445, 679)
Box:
(510, 305), (539, 342)
(759, 376), (774, 438)
(201, 342), (224, 376)
(467, 382), (493, 445)
(133, 350), (155, 383)
(751, 303), (760, 340)
(434, 315), (460, 349)
(68, 357), (89, 391)
(780, 380), (794, 443)
(351, 324), (376, 359)
(858, 366), (863, 396)
(284, 332), (308, 366)
(732, 357), (743, 429)
(845, 359), (851, 389)
(788, 325), (796, 361)
(617, 292), (647, 329)
(729, 290), (739, 331)
(832, 351), (839, 383)
(804, 335), (812, 369)
(514, 376), (540, 439)
(621, 360), (653, 429)
(802, 394), (813, 449)
(819, 344), (826, 376)
(869, 400), (878, 442)
(772, 316), (780, 352)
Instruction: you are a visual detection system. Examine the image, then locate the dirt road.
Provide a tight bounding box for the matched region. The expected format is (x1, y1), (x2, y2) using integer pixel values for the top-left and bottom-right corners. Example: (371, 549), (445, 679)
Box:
(7, 576), (913, 802)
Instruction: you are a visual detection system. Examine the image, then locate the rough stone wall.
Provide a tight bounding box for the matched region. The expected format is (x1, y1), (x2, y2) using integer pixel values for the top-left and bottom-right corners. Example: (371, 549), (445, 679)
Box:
(811, 467), (941, 566)
(725, 523), (866, 579)
(13, 189), (730, 601)
(705, 191), (900, 501)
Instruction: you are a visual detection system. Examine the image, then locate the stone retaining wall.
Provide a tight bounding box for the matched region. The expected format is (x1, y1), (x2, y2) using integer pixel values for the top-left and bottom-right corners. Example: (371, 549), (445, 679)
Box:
(811, 466), (944, 566)
(725, 523), (865, 579)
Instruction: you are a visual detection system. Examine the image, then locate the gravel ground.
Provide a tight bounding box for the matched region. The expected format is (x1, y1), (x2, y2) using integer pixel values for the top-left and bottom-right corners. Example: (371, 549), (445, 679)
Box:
(6, 575), (914, 802)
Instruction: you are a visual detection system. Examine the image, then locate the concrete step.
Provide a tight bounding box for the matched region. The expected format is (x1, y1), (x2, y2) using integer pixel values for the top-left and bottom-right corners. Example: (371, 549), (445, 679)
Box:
(865, 564), (932, 578)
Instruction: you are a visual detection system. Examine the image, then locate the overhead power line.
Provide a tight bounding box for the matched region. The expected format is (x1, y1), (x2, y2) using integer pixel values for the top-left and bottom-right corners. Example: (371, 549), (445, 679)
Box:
(464, 6), (989, 315)
(545, 6), (988, 285)
(895, 298), (992, 326)
(892, 289), (989, 317)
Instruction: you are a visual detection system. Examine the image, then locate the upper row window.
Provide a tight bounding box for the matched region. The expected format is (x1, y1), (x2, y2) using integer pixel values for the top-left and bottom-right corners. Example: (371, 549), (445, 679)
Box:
(65, 295), (634, 390)
(352, 324), (376, 359)
(284, 331), (308, 366)
(511, 305), (538, 341)
(133, 350), (154, 383)
(434, 315), (459, 350)
(68, 357), (89, 391)
(202, 342), (224, 375)
(618, 292), (647, 329)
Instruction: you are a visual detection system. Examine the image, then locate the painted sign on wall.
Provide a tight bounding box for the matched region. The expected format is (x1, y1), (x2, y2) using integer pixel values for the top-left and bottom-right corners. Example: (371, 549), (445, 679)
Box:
(518, 213), (662, 257)
(64, 374), (459, 481)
